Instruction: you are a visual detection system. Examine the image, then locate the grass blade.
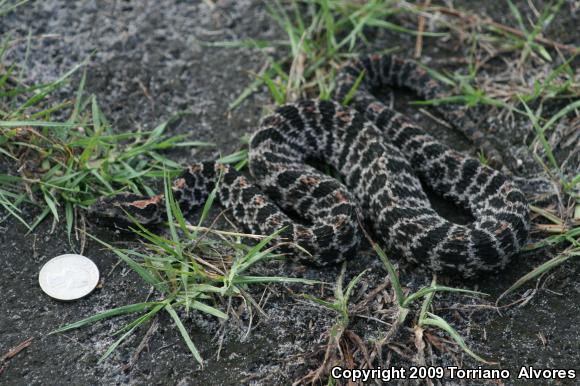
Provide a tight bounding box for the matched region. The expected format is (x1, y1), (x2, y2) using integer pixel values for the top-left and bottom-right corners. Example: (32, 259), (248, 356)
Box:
(423, 313), (495, 364)
(498, 252), (576, 302)
(165, 303), (204, 366)
(372, 242), (404, 306)
(403, 285), (487, 307)
(190, 300), (228, 320)
(50, 302), (161, 334)
(341, 69), (365, 106)
(86, 233), (169, 294)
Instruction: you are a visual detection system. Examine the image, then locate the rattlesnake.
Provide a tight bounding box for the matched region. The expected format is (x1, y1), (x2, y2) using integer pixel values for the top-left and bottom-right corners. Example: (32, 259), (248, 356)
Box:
(91, 54), (530, 278)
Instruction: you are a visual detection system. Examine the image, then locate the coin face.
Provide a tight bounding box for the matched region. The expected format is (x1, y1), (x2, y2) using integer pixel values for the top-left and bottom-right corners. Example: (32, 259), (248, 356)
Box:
(39, 254), (100, 301)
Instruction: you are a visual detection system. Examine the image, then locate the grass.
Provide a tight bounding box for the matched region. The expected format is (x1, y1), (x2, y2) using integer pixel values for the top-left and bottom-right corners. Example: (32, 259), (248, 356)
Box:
(202, 0), (443, 169)
(204, 0), (578, 115)
(0, 0), (217, 239)
(371, 242), (493, 364)
(413, 0), (580, 309)
(2, 0), (579, 377)
(209, 0), (580, 300)
(209, 0), (578, 172)
(497, 222), (580, 303)
(387, 0), (578, 148)
(0, 50), (214, 242)
(519, 97), (580, 193)
(304, 264), (369, 331)
(0, 0), (316, 369)
(0, 0), (28, 17)
(203, 0), (445, 109)
(297, 264), (368, 383)
(298, 242), (493, 383)
(205, 0), (580, 372)
(0, 17), (314, 366)
(51, 175), (318, 366)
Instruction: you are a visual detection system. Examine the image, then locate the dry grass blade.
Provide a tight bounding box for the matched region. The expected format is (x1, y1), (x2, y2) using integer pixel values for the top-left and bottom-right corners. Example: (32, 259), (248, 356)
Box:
(425, 5), (579, 54)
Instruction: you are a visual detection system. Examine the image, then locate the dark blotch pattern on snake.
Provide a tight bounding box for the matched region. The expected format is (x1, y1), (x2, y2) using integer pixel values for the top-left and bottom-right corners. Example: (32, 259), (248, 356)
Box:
(91, 54), (530, 278)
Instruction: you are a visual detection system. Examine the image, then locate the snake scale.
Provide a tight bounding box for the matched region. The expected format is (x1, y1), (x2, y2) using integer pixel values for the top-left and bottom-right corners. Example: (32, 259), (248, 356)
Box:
(91, 54), (530, 278)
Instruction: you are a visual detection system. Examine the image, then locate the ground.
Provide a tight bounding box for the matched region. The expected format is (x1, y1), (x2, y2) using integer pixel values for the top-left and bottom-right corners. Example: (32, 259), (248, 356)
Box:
(0, 1), (578, 385)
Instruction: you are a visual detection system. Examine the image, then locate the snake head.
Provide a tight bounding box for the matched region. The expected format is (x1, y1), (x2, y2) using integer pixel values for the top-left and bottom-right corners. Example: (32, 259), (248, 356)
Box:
(88, 193), (165, 228)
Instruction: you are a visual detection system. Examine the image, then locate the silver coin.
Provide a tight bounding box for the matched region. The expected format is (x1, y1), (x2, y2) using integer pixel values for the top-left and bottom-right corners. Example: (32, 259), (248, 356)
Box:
(39, 254), (100, 301)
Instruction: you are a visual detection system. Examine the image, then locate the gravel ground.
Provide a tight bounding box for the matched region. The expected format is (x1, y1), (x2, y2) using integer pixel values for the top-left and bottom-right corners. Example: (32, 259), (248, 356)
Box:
(1, 1), (578, 385)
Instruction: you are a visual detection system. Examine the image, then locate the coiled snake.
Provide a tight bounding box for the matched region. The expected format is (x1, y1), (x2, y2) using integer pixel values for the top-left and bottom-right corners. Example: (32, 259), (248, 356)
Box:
(91, 54), (530, 278)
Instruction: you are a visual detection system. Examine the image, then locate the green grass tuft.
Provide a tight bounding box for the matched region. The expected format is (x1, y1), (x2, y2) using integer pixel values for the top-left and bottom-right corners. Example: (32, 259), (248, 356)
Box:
(207, 0), (442, 108)
(0, 48), (213, 240)
(52, 176), (318, 365)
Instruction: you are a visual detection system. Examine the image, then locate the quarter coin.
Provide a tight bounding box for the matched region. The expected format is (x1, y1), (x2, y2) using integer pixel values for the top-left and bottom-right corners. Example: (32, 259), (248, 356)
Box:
(38, 254), (100, 301)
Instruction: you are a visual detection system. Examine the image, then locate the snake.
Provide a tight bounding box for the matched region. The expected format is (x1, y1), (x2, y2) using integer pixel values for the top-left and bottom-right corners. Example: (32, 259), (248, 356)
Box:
(90, 54), (530, 278)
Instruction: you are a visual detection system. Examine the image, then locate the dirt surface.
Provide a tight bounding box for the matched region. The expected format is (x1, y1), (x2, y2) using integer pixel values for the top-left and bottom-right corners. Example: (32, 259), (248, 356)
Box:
(1, 1), (578, 385)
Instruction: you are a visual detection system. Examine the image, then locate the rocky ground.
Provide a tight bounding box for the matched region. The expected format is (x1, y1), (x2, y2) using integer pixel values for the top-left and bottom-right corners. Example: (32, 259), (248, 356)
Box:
(0, 1), (578, 385)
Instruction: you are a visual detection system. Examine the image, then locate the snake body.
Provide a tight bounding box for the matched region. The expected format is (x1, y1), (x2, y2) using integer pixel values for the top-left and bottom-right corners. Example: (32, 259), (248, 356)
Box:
(91, 54), (530, 277)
